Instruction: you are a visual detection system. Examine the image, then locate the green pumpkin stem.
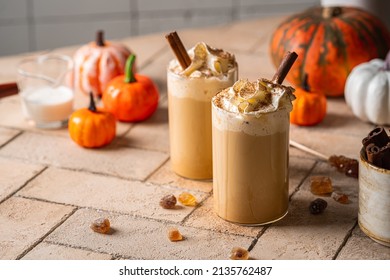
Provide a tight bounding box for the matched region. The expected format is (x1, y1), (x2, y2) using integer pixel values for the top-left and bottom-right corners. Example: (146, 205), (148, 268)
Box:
(124, 54), (137, 83)
(96, 30), (105, 47)
(88, 92), (97, 112)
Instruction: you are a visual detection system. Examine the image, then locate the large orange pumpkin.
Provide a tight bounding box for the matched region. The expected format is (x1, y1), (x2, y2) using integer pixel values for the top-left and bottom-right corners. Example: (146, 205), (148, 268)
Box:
(73, 30), (133, 97)
(270, 6), (390, 97)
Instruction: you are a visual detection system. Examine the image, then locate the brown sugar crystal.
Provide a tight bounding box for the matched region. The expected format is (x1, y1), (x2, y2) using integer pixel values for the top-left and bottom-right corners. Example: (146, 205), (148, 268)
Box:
(90, 218), (110, 234)
(160, 194), (177, 209)
(178, 192), (197, 206)
(229, 247), (249, 260)
(331, 192), (349, 204)
(310, 176), (333, 195)
(168, 228), (183, 242)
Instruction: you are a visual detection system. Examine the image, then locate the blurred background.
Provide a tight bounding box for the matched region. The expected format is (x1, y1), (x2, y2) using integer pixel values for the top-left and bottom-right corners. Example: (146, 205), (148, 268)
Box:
(1, 0), (389, 57)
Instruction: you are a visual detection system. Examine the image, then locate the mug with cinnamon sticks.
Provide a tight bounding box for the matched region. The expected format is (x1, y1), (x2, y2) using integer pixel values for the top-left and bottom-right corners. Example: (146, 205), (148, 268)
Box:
(359, 127), (390, 247)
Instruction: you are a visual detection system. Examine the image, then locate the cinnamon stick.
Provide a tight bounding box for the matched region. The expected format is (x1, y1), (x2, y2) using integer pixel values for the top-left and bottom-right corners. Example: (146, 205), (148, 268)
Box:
(362, 127), (389, 148)
(165, 31), (191, 70)
(272, 51), (298, 84)
(366, 143), (384, 167)
(0, 82), (18, 99)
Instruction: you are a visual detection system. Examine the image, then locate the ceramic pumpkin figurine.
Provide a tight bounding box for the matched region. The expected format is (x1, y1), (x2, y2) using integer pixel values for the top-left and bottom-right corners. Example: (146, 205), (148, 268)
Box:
(68, 92), (116, 148)
(345, 51), (390, 125)
(290, 75), (327, 126)
(102, 54), (159, 122)
(270, 6), (390, 97)
(73, 30), (133, 97)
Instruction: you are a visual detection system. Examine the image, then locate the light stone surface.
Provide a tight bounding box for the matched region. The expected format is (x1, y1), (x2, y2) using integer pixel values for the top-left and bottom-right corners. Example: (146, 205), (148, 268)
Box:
(147, 160), (213, 193)
(0, 132), (169, 181)
(19, 167), (208, 223)
(22, 242), (113, 260)
(337, 227), (390, 260)
(46, 208), (254, 260)
(0, 157), (45, 202)
(0, 127), (20, 147)
(0, 197), (74, 260)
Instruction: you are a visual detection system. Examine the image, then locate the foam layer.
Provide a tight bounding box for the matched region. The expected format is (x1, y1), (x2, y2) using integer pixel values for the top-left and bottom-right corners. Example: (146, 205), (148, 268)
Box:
(168, 42), (237, 78)
(212, 78), (295, 136)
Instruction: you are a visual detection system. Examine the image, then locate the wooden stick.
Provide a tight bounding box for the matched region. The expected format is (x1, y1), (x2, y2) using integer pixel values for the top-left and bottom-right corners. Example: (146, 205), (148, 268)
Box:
(289, 140), (328, 161)
(272, 51), (298, 84)
(0, 82), (18, 99)
(165, 31), (191, 69)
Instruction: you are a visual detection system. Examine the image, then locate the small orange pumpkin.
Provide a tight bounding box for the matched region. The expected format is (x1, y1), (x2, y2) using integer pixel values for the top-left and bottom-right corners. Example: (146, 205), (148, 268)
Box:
(102, 54), (159, 122)
(73, 30), (134, 97)
(69, 93), (116, 148)
(290, 75), (327, 126)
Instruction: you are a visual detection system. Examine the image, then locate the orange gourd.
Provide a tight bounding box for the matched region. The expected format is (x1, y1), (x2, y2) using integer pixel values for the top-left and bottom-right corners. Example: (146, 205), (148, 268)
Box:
(68, 93), (116, 148)
(73, 30), (134, 97)
(102, 54), (159, 122)
(290, 75), (327, 126)
(270, 6), (390, 97)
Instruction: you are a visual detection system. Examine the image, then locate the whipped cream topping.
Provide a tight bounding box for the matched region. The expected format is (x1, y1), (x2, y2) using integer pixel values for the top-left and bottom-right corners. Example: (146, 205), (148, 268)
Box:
(214, 78), (295, 117)
(169, 42), (236, 78)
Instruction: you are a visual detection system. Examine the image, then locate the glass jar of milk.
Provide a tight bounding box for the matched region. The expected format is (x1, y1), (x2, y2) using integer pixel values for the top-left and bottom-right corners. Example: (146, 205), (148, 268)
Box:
(17, 54), (74, 129)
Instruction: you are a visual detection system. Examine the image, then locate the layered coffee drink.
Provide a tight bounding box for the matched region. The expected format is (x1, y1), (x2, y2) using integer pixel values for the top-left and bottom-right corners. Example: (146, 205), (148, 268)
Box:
(212, 78), (295, 225)
(167, 42), (237, 179)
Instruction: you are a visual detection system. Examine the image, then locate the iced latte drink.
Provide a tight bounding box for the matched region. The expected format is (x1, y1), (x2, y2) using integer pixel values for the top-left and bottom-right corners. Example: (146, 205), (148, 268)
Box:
(212, 78), (295, 225)
(167, 42), (237, 179)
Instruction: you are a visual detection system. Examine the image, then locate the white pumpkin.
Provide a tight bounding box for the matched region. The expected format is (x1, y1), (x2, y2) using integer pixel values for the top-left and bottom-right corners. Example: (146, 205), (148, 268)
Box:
(345, 56), (390, 125)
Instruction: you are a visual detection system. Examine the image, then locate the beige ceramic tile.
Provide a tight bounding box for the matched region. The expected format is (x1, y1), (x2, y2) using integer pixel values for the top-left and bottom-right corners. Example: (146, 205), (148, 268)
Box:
(0, 197), (75, 260)
(0, 132), (168, 181)
(147, 160), (213, 193)
(0, 157), (45, 202)
(19, 167), (208, 223)
(0, 127), (20, 147)
(46, 208), (254, 260)
(184, 196), (261, 237)
(337, 226), (390, 260)
(22, 242), (112, 260)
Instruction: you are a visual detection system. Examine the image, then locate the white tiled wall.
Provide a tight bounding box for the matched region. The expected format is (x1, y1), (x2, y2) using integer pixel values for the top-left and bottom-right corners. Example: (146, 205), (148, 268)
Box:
(0, 0), (324, 56)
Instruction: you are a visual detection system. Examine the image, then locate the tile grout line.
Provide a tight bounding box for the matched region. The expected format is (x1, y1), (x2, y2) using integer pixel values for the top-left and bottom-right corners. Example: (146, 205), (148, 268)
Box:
(332, 220), (358, 260)
(0, 130), (24, 149)
(247, 226), (269, 252)
(43, 240), (135, 260)
(142, 156), (170, 182)
(16, 207), (79, 260)
(0, 165), (48, 205)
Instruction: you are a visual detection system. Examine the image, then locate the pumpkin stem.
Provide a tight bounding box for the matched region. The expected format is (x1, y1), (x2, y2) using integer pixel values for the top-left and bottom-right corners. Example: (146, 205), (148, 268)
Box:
(88, 92), (97, 112)
(303, 74), (311, 92)
(322, 7), (342, 19)
(124, 54), (137, 83)
(96, 30), (105, 47)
